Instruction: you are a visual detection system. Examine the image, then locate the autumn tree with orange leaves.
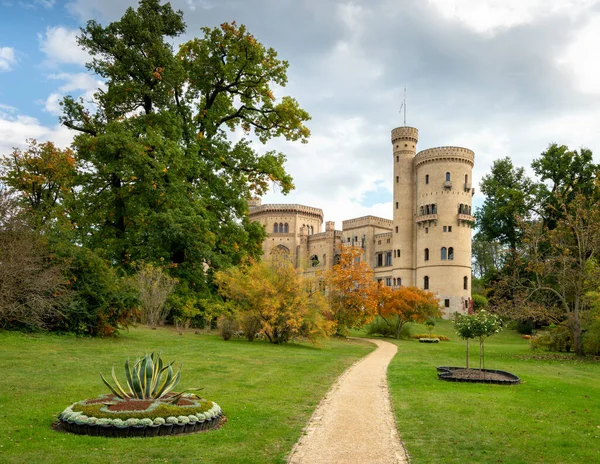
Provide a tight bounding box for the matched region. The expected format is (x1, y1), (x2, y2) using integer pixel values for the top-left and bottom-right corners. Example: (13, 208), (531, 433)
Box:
(378, 285), (441, 339)
(323, 245), (378, 335)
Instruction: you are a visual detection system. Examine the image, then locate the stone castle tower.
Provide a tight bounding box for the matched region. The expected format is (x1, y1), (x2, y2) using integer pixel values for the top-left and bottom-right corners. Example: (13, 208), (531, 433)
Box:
(249, 125), (475, 317)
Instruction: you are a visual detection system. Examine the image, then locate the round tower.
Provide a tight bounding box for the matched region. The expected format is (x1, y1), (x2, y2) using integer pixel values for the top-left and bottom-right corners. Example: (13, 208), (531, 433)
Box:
(391, 126), (418, 287)
(414, 146), (474, 316)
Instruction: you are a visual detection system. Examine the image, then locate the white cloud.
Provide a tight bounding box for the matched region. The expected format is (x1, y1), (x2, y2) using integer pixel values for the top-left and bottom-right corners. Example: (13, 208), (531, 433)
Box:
(0, 47), (17, 71)
(39, 26), (90, 66)
(41, 72), (105, 115)
(557, 14), (600, 95)
(427, 0), (596, 35)
(36, 0), (56, 7)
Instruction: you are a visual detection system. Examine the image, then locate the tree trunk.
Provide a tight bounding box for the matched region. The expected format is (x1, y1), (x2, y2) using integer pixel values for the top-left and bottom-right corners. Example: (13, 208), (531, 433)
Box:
(466, 339), (469, 369)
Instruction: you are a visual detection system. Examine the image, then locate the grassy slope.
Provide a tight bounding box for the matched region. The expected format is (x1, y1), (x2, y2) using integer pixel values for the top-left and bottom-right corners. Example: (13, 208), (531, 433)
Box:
(0, 327), (372, 464)
(384, 320), (600, 464)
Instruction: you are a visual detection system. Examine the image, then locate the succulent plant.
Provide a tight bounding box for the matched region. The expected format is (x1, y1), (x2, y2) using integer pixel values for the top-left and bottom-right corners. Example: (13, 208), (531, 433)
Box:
(140, 418), (154, 426)
(166, 416), (179, 424)
(100, 352), (182, 400)
(153, 417), (166, 425)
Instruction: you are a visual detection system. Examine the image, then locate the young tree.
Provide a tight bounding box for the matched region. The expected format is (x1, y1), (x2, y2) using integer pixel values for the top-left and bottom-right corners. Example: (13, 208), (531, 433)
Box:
(377, 285), (440, 339)
(322, 245), (378, 335)
(131, 263), (177, 328)
(215, 261), (333, 344)
(454, 311), (502, 369)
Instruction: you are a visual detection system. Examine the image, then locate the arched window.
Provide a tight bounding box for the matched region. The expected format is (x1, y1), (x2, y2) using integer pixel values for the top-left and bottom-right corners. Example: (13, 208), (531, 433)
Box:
(310, 255), (319, 267)
(448, 247), (454, 260)
(465, 174), (469, 184)
(271, 245), (290, 266)
(424, 276), (429, 290)
(432, 204), (437, 214)
(424, 248), (429, 261)
(425, 204), (430, 214)
(396, 155), (399, 162)
(397, 277), (402, 287)
(458, 204), (463, 214)
(284, 223), (289, 233)
(441, 247), (447, 260)
(279, 222), (283, 232)
(464, 276), (468, 290)
(396, 176), (399, 183)
(446, 172), (451, 182)
(425, 174), (429, 184)
(274, 223), (279, 233)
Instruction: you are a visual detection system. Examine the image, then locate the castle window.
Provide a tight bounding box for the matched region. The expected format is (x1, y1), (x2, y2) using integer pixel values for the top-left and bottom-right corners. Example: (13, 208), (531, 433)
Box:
(377, 253), (383, 267)
(465, 174), (469, 184)
(396, 202), (399, 209)
(445, 299), (450, 308)
(378, 240), (381, 245)
(441, 247), (447, 260)
(395, 226), (398, 233)
(310, 255), (319, 267)
(446, 172), (451, 182)
(396, 155), (399, 162)
(464, 276), (468, 290)
(420, 206), (424, 216)
(443, 226), (447, 232)
(426, 205), (430, 214)
(397, 277), (402, 286)
(274, 223), (279, 233)
(432, 204), (437, 214)
(385, 252), (392, 266)
(284, 223), (289, 233)
(458, 204), (463, 214)
(448, 226), (452, 232)
(386, 277), (392, 286)
(397, 249), (400, 257)
(425, 227), (429, 234)
(396, 176), (399, 183)
(425, 174), (429, 184)
(424, 276), (429, 290)
(448, 247), (454, 260)
(424, 248), (429, 261)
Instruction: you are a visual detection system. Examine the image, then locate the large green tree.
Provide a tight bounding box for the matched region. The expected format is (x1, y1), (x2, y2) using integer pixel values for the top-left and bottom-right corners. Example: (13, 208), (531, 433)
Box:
(57, 1), (309, 300)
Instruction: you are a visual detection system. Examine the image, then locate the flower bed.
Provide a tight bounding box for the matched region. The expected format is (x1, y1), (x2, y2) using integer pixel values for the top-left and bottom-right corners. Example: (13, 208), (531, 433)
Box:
(58, 393), (223, 437)
(418, 338), (440, 343)
(436, 366), (520, 385)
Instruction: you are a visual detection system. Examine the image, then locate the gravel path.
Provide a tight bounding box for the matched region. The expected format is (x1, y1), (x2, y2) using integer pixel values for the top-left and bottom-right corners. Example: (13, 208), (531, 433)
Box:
(287, 339), (408, 464)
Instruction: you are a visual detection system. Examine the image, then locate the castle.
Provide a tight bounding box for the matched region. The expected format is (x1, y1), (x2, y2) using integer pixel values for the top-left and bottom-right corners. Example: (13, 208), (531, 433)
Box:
(249, 125), (475, 317)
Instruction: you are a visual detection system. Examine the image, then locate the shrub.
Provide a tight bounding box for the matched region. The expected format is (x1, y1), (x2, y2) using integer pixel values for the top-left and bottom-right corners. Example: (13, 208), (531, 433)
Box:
(130, 263), (177, 328)
(366, 316), (411, 339)
(238, 312), (262, 342)
(583, 319), (600, 355)
(530, 324), (573, 352)
(218, 314), (238, 341)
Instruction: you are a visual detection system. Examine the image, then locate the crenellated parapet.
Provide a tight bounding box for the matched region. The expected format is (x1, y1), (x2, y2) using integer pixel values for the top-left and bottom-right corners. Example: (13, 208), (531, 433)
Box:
(342, 215), (393, 230)
(415, 146), (474, 167)
(249, 203), (324, 221)
(391, 126), (419, 144)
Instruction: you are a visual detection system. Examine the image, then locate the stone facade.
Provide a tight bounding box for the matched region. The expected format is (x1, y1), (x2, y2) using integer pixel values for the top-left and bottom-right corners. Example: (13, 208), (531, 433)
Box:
(248, 125), (474, 317)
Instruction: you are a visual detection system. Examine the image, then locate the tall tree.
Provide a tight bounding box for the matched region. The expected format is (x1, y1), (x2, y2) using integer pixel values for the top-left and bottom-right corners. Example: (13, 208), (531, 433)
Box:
(475, 157), (538, 251)
(55, 1), (310, 301)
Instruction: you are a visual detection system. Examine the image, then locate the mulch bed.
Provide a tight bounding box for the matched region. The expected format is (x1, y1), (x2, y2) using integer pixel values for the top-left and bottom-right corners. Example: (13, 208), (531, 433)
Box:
(437, 366), (520, 385)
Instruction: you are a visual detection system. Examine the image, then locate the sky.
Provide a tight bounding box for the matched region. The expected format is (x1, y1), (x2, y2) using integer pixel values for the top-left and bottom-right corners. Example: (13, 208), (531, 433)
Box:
(1, 0), (600, 230)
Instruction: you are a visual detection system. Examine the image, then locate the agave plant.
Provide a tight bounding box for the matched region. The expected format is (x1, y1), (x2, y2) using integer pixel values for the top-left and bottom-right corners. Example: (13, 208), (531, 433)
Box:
(100, 352), (183, 400)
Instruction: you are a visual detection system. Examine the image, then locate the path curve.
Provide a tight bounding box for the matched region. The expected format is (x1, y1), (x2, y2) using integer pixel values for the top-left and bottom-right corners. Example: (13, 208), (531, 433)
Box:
(287, 339), (408, 464)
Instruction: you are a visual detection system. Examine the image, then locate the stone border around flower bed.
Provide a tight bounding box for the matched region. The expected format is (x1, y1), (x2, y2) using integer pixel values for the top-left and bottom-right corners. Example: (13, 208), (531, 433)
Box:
(56, 414), (225, 438)
(436, 366), (521, 385)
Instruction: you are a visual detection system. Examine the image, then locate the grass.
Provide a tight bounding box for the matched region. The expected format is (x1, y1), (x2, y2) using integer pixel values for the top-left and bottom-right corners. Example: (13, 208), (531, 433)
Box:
(0, 327), (372, 464)
(381, 319), (600, 464)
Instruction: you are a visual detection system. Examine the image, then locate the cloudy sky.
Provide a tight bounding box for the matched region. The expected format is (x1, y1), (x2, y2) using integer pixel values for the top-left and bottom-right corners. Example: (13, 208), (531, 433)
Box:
(1, 0), (600, 229)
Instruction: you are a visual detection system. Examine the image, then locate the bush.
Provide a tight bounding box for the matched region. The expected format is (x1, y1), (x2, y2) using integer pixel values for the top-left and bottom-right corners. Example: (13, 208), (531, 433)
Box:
(530, 324), (573, 352)
(365, 316), (411, 339)
(583, 319), (600, 355)
(238, 312), (261, 342)
(217, 314), (238, 341)
(472, 294), (489, 312)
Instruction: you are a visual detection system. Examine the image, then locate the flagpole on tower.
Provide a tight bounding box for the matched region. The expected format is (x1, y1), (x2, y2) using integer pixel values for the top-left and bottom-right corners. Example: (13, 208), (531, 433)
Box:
(399, 86), (407, 126)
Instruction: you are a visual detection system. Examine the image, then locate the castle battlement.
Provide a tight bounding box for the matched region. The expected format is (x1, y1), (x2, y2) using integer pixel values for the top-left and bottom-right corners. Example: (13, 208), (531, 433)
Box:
(342, 215), (393, 229)
(391, 126), (419, 144)
(249, 203), (324, 220)
(415, 146), (475, 167)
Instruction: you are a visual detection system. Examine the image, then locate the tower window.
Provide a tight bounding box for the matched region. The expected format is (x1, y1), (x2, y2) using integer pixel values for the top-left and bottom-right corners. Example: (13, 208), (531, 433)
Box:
(446, 172), (451, 182)
(441, 247), (447, 260)
(396, 155), (399, 162)
(425, 174), (429, 184)
(448, 247), (454, 260)
(464, 276), (468, 290)
(448, 226), (452, 232)
(425, 227), (429, 234)
(465, 174), (469, 184)
(443, 226), (447, 232)
(424, 248), (429, 261)
(284, 223), (289, 233)
(385, 252), (392, 266)
(395, 226), (398, 233)
(377, 253), (383, 267)
(274, 223), (279, 233)
(396, 202), (399, 209)
(397, 277), (402, 286)
(445, 299), (450, 308)
(424, 276), (429, 290)
(396, 176), (399, 183)
(397, 249), (400, 257)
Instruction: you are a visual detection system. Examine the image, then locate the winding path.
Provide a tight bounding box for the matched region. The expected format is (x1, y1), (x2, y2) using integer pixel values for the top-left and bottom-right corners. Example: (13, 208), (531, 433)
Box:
(287, 339), (408, 464)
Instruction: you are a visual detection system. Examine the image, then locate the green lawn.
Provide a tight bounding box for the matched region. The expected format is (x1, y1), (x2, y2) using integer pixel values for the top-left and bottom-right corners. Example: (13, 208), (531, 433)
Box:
(384, 320), (600, 464)
(0, 327), (372, 464)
